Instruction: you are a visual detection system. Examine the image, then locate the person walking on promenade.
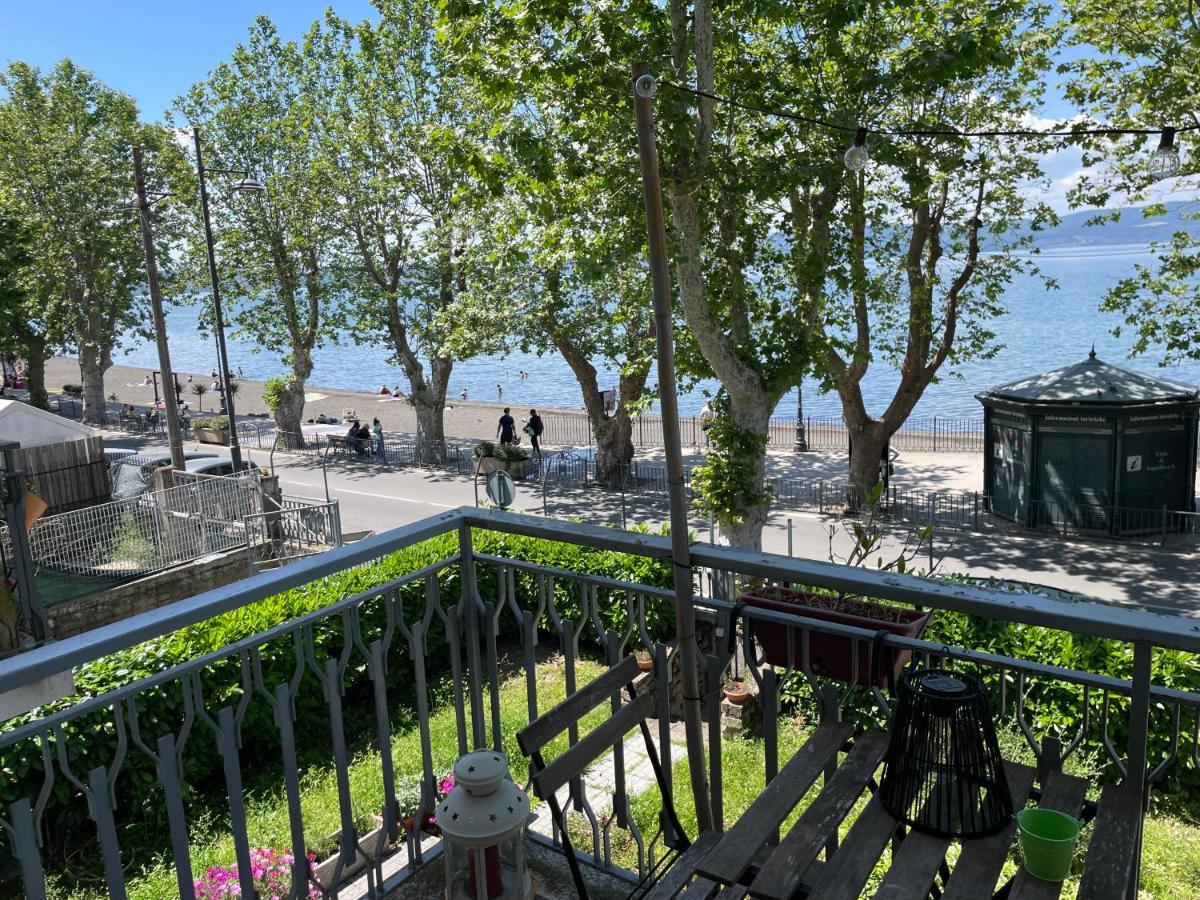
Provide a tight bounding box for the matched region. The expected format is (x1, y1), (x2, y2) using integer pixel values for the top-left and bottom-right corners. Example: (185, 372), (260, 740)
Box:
(372, 418), (384, 459)
(524, 409), (544, 460)
(497, 407), (516, 445)
(699, 400), (715, 449)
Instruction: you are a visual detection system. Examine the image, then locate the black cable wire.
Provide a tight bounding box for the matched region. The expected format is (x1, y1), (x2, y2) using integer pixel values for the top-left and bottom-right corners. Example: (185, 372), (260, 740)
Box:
(661, 81), (1197, 140)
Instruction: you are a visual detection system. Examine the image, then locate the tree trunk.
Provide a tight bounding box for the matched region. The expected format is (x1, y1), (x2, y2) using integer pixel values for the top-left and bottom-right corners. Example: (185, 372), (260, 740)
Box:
(594, 409), (635, 485)
(78, 344), (107, 425)
(717, 395), (772, 551)
(846, 421), (889, 510)
(273, 377), (307, 444)
(410, 356), (452, 462)
(22, 335), (48, 410)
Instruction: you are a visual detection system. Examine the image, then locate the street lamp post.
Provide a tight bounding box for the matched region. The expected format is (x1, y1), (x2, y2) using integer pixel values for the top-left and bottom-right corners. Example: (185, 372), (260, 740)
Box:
(193, 127), (263, 472)
(794, 379), (809, 453)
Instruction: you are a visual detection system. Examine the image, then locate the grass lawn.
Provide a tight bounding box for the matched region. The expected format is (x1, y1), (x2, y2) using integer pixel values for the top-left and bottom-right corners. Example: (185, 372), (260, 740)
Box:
(48, 656), (607, 900)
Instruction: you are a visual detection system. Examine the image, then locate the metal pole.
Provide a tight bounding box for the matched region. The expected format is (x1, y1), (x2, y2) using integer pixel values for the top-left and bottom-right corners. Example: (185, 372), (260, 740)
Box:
(132, 145), (186, 471)
(632, 61), (712, 832)
(794, 381), (808, 452)
(193, 128), (243, 472)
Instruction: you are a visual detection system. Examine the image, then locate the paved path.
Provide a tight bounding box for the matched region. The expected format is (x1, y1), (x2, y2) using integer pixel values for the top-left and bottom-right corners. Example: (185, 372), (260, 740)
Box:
(103, 431), (1200, 618)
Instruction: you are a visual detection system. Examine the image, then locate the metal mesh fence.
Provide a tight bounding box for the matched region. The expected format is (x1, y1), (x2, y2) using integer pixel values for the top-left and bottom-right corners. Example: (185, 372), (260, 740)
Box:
(2, 473), (262, 580)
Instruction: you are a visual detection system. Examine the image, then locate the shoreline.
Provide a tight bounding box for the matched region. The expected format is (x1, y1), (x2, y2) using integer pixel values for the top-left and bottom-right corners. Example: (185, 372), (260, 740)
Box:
(43, 356), (594, 444)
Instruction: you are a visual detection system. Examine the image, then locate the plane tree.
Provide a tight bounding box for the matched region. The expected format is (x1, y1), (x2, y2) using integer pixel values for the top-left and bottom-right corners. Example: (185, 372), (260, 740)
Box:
(175, 18), (340, 439)
(0, 61), (173, 423)
(305, 2), (498, 453)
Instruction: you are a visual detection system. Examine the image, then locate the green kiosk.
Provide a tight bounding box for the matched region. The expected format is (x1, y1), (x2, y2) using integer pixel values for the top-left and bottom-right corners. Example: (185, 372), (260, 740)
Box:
(976, 350), (1199, 534)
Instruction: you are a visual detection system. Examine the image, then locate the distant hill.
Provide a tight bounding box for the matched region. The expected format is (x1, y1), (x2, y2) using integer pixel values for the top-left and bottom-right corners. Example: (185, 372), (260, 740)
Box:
(1000, 200), (1200, 251)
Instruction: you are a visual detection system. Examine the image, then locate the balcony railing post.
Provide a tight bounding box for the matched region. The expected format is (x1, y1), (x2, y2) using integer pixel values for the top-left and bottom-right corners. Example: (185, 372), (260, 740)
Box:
(458, 523), (487, 749)
(1126, 640), (1153, 899)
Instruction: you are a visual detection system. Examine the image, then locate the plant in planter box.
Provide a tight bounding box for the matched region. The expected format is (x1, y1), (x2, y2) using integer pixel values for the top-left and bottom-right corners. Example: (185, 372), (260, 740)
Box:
(192, 415), (231, 444)
(741, 484), (941, 687)
(473, 440), (496, 458)
(494, 442), (528, 463)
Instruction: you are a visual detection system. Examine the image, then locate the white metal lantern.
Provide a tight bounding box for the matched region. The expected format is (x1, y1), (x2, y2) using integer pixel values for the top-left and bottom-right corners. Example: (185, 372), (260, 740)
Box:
(440, 750), (533, 900)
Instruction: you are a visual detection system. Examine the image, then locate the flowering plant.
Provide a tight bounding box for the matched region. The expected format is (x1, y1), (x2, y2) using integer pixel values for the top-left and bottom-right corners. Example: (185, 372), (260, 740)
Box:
(194, 847), (320, 899)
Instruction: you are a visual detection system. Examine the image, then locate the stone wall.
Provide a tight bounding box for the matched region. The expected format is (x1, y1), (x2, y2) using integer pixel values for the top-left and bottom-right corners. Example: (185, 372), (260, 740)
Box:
(47, 548), (250, 639)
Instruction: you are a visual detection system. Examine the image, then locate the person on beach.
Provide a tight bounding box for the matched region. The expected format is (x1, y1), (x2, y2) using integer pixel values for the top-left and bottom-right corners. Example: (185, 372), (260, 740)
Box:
(391, 385), (403, 398)
(497, 407), (516, 445)
(372, 418), (384, 458)
(378, 384), (389, 395)
(524, 409), (544, 460)
(496, 383), (503, 400)
(459, 389), (468, 401)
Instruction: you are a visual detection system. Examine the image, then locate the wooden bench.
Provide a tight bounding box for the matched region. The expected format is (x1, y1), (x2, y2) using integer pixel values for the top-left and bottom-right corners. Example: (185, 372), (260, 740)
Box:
(649, 725), (1140, 899)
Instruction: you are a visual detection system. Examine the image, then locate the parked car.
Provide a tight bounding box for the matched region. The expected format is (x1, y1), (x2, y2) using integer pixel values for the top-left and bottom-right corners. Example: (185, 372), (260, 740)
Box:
(183, 457), (261, 478)
(110, 452), (218, 500)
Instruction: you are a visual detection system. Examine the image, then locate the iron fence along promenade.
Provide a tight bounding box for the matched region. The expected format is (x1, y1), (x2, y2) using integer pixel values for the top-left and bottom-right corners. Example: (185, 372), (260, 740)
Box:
(0, 508), (1195, 897)
(535, 413), (987, 453)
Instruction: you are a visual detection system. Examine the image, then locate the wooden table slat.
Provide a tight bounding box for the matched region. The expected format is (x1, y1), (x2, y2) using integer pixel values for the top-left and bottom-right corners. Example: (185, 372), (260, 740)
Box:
(675, 875), (722, 899)
(804, 796), (899, 900)
(698, 722), (851, 885)
(940, 763), (1038, 900)
(1008, 770), (1089, 900)
(643, 832), (722, 900)
(748, 730), (890, 900)
(872, 828), (951, 900)
(1076, 782), (1141, 900)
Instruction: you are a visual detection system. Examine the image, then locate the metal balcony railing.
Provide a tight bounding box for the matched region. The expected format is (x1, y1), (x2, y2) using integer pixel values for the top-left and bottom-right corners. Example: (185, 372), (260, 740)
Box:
(0, 508), (1197, 898)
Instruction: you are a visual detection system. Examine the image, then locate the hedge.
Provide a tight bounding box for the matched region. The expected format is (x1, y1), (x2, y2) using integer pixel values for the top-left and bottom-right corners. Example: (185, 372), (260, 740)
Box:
(0, 527), (674, 885)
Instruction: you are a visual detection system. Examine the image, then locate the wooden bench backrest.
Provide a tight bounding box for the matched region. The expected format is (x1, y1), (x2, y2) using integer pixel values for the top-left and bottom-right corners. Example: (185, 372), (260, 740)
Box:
(516, 654), (652, 800)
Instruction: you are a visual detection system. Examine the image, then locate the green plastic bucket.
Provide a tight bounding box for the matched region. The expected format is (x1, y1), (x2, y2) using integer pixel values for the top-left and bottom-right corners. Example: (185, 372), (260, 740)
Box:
(1016, 808), (1082, 882)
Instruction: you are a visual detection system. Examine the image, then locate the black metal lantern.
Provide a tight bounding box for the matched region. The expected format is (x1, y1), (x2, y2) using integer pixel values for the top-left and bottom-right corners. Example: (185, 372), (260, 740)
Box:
(879, 668), (1013, 839)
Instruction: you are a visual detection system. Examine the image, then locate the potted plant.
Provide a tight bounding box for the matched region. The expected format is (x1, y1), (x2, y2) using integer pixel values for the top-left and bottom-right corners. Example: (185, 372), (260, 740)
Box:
(634, 649), (654, 672)
(722, 679), (752, 705)
(192, 415), (231, 445)
(474, 440), (530, 476)
(740, 584), (930, 687)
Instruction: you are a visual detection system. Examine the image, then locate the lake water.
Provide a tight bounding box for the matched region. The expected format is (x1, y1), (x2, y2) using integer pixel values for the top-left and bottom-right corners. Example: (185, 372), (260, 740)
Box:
(116, 246), (1200, 418)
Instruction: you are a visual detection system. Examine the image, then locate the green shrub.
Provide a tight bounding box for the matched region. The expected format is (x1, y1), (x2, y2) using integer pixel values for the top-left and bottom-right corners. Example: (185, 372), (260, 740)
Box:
(495, 442), (528, 461)
(0, 527), (673, 880)
(60, 383), (82, 396)
(192, 415), (230, 430)
(473, 440), (495, 457)
(262, 375), (295, 412)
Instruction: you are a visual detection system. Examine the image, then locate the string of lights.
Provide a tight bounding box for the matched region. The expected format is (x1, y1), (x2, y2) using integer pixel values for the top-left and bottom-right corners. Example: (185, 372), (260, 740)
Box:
(642, 78), (1188, 180)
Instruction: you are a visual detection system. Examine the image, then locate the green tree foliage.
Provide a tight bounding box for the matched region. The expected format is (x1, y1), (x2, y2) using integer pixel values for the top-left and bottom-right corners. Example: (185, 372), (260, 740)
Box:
(302, 2), (499, 452)
(473, 98), (657, 482)
(0, 198), (49, 408)
(443, 0), (1056, 546)
(175, 18), (339, 438)
(1063, 0), (1200, 363)
(0, 61), (176, 422)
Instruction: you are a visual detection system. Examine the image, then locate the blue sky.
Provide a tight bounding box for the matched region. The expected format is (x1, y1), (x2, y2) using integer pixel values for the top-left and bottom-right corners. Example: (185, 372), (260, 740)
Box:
(0, 1), (378, 120)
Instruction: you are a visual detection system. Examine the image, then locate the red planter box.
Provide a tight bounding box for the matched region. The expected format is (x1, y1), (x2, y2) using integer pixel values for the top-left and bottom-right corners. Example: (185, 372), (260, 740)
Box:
(741, 588), (931, 688)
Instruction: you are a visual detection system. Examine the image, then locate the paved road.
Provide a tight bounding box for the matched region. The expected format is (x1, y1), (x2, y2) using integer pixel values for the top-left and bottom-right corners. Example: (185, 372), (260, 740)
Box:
(106, 432), (1200, 618)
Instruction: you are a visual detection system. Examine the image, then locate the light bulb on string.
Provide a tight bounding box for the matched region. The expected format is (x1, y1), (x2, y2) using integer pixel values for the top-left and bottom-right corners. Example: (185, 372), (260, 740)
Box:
(844, 128), (869, 172)
(1147, 127), (1181, 180)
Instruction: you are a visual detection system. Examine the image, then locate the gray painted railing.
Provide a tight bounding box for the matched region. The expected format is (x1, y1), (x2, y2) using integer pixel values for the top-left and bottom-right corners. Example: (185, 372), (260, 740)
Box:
(0, 508), (1196, 898)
